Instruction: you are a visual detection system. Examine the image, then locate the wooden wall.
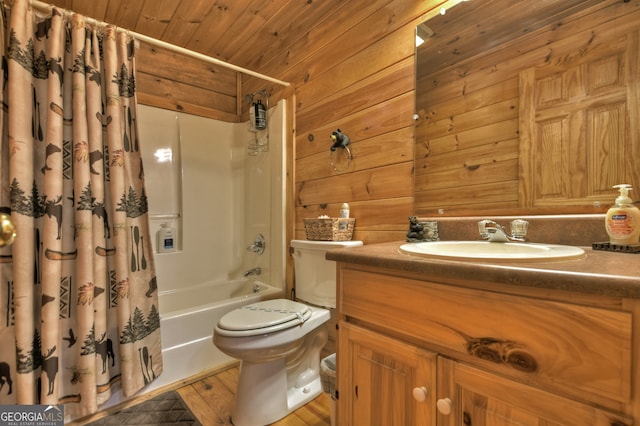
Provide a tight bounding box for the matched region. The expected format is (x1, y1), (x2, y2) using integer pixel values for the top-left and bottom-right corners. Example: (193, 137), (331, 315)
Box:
(136, 1), (454, 248)
(130, 0), (639, 351)
(136, 44), (240, 122)
(135, 0), (640, 255)
(287, 0), (433, 245)
(135, 0), (640, 247)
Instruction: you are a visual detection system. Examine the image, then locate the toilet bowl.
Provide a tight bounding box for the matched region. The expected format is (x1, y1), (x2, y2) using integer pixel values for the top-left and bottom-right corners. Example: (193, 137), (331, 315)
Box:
(212, 239), (362, 426)
(213, 299), (329, 363)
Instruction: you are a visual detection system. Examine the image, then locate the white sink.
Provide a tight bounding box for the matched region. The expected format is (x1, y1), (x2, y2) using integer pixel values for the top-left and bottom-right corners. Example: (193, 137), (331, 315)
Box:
(399, 241), (585, 262)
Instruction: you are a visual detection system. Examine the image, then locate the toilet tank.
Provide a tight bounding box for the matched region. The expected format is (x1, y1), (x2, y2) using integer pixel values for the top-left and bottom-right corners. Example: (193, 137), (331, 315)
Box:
(290, 239), (363, 308)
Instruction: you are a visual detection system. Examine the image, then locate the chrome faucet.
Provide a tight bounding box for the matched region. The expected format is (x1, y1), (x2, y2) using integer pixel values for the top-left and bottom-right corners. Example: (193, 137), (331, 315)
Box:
(244, 267), (261, 277)
(247, 234), (265, 255)
(478, 219), (528, 242)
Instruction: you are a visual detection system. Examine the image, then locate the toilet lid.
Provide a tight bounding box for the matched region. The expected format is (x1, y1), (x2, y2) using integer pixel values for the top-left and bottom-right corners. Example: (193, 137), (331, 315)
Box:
(217, 299), (312, 333)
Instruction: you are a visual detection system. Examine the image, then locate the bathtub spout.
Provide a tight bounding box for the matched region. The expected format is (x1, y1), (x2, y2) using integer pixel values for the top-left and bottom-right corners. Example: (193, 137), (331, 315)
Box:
(244, 267), (261, 277)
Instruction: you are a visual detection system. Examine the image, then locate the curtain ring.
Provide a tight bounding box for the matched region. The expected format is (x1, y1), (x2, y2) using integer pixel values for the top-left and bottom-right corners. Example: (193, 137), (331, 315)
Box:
(330, 146), (352, 172)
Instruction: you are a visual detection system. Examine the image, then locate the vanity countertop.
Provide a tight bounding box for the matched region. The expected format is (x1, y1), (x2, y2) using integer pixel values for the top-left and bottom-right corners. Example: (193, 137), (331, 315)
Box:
(327, 241), (640, 299)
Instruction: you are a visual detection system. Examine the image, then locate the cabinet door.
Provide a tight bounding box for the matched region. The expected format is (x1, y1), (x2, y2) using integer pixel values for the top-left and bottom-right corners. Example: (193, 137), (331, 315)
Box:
(436, 357), (632, 426)
(338, 322), (437, 426)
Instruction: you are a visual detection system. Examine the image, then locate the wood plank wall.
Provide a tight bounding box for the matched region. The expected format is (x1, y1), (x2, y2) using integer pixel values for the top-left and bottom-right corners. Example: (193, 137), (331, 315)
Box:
(136, 44), (239, 121)
(132, 1), (640, 301)
(288, 0), (431, 246)
(130, 0), (638, 352)
(136, 1), (452, 248)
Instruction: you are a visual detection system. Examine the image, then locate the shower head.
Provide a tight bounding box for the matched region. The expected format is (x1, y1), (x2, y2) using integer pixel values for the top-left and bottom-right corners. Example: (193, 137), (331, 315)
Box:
(244, 89), (268, 104)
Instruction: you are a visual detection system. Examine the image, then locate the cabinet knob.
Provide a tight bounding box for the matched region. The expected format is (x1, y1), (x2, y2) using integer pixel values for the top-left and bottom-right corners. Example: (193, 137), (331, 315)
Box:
(412, 386), (429, 402)
(436, 398), (453, 415)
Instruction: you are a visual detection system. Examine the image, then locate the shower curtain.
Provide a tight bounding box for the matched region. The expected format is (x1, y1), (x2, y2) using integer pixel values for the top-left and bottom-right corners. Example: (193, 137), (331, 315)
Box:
(0, 0), (162, 418)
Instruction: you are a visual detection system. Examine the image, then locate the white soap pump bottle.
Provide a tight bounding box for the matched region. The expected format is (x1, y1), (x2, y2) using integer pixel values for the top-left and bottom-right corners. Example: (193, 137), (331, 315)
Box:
(605, 184), (640, 245)
(157, 223), (176, 253)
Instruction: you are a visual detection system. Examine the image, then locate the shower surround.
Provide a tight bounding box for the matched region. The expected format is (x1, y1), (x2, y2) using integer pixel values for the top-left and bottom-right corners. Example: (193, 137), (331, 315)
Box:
(92, 101), (287, 414)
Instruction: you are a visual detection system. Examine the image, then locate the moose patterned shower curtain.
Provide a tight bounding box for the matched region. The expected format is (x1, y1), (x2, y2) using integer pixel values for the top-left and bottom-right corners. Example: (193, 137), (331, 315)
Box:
(0, 0), (162, 418)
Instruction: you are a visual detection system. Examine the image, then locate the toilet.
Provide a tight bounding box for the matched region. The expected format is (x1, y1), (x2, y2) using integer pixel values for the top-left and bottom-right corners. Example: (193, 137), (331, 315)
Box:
(213, 239), (363, 426)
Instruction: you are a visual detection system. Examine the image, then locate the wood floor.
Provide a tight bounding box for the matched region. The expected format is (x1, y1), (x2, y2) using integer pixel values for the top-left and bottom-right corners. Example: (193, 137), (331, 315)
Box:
(178, 366), (332, 425)
(71, 364), (332, 425)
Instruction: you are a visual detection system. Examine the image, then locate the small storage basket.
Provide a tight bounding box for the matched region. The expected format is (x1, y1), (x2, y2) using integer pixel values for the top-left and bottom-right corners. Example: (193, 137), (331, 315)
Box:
(320, 353), (337, 396)
(304, 218), (355, 241)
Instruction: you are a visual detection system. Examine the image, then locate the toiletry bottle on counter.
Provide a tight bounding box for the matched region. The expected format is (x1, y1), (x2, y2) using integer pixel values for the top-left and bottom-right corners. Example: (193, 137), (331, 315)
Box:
(605, 184), (640, 245)
(157, 223), (176, 253)
(339, 203), (350, 218)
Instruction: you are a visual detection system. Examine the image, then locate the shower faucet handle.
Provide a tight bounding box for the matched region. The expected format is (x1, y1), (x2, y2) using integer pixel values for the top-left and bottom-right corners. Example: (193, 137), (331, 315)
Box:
(247, 234), (266, 255)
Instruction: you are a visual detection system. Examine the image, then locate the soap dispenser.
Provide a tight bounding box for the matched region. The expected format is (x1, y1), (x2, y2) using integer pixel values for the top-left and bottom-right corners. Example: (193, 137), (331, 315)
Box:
(605, 184), (640, 245)
(157, 223), (177, 253)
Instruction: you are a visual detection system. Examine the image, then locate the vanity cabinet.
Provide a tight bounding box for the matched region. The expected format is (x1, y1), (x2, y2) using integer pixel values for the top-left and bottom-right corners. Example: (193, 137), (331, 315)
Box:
(336, 263), (635, 426)
(438, 358), (630, 425)
(338, 322), (437, 425)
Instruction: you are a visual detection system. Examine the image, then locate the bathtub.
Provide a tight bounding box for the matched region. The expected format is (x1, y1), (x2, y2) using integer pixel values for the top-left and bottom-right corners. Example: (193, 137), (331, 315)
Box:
(148, 278), (282, 392)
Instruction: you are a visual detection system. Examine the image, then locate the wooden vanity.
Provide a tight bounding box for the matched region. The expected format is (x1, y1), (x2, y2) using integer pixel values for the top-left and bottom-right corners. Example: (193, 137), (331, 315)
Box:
(328, 241), (640, 425)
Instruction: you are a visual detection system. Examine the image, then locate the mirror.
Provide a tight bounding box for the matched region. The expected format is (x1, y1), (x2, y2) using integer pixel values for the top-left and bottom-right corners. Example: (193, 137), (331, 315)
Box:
(414, 0), (639, 217)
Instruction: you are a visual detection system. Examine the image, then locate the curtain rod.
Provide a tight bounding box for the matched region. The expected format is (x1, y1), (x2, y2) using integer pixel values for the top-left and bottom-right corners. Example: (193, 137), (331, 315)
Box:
(27, 0), (290, 87)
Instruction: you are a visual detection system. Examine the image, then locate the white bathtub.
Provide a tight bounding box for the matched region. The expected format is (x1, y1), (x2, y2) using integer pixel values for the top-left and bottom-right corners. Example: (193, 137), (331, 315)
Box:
(90, 279), (282, 417)
(148, 279), (282, 392)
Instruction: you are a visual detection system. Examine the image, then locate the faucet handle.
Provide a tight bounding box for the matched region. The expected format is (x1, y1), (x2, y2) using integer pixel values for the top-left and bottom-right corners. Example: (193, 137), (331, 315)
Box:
(477, 219), (494, 240)
(510, 219), (529, 240)
(247, 233), (266, 254)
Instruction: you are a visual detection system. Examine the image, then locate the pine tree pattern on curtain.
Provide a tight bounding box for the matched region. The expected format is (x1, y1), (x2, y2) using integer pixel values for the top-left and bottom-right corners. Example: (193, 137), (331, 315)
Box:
(0, 0), (162, 419)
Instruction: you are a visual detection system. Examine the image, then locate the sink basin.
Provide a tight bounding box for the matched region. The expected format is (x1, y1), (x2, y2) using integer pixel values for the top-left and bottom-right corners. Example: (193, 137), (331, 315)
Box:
(399, 241), (585, 262)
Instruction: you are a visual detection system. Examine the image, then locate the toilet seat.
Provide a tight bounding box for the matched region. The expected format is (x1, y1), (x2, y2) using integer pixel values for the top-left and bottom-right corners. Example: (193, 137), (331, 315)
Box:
(215, 299), (312, 337)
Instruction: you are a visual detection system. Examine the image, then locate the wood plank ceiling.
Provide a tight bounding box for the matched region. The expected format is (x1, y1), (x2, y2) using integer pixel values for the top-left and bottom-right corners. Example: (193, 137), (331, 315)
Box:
(43, 0), (330, 81)
(46, 0), (600, 79)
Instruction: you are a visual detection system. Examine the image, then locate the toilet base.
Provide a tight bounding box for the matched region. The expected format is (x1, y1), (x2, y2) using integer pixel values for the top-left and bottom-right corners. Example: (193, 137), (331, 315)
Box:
(214, 307), (330, 426)
(231, 359), (323, 426)
(229, 322), (328, 426)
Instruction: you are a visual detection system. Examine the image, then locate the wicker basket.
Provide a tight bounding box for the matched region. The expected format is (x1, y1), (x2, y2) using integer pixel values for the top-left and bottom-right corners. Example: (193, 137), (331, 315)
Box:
(320, 353), (336, 395)
(304, 218), (355, 241)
